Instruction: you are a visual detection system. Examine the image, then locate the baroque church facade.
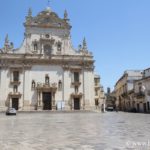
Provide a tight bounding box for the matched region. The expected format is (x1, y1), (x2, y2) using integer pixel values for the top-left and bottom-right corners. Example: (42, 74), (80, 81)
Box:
(0, 6), (102, 111)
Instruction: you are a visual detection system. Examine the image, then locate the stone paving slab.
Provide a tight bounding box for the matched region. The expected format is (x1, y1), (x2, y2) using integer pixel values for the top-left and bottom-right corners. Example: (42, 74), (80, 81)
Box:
(0, 112), (150, 150)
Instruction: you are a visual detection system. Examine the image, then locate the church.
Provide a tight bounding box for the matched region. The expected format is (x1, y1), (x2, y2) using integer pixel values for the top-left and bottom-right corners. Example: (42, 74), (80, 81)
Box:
(0, 6), (103, 111)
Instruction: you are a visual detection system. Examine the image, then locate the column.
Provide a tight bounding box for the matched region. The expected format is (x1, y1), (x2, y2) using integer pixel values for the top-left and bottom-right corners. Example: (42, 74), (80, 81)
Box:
(72, 98), (74, 110)
(9, 97), (12, 108)
(37, 91), (43, 109)
(37, 91), (40, 107)
(40, 92), (43, 108)
(52, 92), (56, 110)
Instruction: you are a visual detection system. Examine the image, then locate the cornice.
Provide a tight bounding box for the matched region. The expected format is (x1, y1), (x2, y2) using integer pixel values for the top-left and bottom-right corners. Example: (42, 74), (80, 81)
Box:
(0, 53), (94, 71)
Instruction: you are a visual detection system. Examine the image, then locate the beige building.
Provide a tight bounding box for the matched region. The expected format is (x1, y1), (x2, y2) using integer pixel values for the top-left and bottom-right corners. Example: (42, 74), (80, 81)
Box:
(94, 75), (105, 111)
(106, 88), (116, 110)
(0, 6), (102, 111)
(133, 68), (150, 113)
(114, 70), (143, 111)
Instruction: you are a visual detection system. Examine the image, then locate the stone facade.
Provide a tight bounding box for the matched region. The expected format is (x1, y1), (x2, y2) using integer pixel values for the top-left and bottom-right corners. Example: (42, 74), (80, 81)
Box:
(133, 68), (150, 113)
(114, 70), (143, 111)
(0, 7), (100, 111)
(114, 69), (150, 113)
(94, 75), (105, 111)
(105, 88), (116, 110)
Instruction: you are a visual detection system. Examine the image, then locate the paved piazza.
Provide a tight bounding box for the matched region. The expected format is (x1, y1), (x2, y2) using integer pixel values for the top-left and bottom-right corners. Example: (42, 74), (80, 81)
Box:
(0, 112), (150, 150)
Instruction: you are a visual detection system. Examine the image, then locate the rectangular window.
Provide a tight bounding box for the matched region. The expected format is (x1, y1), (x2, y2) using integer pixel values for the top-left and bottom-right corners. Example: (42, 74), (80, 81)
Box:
(74, 72), (79, 82)
(95, 99), (99, 106)
(13, 71), (19, 82)
(95, 90), (98, 96)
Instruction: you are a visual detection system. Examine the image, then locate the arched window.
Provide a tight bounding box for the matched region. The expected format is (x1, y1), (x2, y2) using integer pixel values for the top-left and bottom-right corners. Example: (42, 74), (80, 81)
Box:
(44, 44), (52, 55)
(13, 71), (19, 82)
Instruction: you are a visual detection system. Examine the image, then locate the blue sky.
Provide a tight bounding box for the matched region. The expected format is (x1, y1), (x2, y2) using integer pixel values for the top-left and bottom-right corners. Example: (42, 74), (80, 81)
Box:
(0, 0), (150, 91)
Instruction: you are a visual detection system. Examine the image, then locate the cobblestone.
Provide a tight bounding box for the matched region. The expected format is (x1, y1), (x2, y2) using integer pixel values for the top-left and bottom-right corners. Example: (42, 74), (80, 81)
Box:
(0, 112), (150, 150)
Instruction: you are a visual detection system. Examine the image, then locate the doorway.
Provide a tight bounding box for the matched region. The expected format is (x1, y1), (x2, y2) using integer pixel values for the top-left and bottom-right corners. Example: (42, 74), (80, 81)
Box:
(143, 103), (147, 113)
(74, 98), (80, 110)
(43, 92), (52, 110)
(137, 103), (139, 112)
(12, 98), (19, 110)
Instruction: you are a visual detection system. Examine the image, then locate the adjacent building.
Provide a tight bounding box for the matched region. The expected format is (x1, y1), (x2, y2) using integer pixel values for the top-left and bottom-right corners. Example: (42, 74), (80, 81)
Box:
(114, 70), (143, 111)
(0, 7), (102, 111)
(105, 88), (116, 110)
(94, 74), (105, 111)
(134, 68), (150, 113)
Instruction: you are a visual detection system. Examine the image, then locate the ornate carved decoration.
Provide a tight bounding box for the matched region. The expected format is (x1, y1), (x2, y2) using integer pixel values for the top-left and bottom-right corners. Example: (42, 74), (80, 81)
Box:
(24, 10), (71, 29)
(36, 82), (57, 92)
(9, 92), (22, 98)
(71, 92), (83, 98)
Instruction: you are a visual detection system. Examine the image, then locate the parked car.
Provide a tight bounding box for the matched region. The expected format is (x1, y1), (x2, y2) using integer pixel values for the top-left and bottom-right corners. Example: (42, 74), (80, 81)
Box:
(6, 108), (17, 115)
(106, 106), (114, 111)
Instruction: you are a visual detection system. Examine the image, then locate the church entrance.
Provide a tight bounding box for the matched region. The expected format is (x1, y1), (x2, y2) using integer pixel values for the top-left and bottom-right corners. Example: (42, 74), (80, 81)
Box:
(42, 92), (52, 110)
(12, 98), (19, 110)
(74, 98), (80, 110)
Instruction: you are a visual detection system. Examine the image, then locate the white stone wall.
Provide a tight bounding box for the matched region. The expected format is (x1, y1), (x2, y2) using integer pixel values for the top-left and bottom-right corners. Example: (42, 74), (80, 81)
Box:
(24, 65), (63, 106)
(0, 65), (96, 111)
(84, 70), (95, 109)
(0, 69), (9, 110)
(17, 27), (76, 55)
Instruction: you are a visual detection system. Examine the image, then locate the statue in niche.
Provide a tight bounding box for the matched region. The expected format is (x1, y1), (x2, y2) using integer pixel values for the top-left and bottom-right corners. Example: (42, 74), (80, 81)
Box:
(57, 41), (62, 52)
(45, 74), (50, 85)
(32, 80), (36, 89)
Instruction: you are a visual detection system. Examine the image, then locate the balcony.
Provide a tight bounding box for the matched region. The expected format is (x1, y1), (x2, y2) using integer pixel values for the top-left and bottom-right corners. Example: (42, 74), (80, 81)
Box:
(95, 84), (100, 89)
(95, 95), (99, 99)
(9, 92), (22, 98)
(135, 91), (145, 99)
(71, 92), (83, 98)
(71, 81), (81, 86)
(10, 80), (21, 85)
(121, 92), (128, 98)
